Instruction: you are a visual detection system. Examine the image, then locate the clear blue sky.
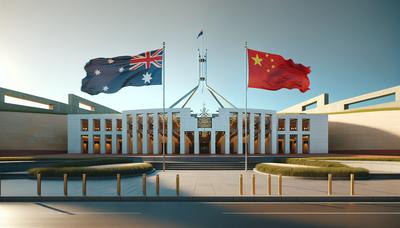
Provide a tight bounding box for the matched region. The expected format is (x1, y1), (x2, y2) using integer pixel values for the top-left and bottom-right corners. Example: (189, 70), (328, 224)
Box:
(1, 0), (399, 112)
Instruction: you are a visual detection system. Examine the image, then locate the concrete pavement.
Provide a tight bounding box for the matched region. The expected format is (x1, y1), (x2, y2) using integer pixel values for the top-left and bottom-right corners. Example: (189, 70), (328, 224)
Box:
(1, 201), (400, 227)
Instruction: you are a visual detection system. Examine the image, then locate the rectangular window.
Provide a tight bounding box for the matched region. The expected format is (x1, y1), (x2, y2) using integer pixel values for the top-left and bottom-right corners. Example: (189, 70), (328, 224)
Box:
(136, 114), (143, 154)
(117, 134), (122, 154)
(127, 114), (133, 154)
(158, 113), (167, 154)
(290, 119), (297, 131)
(81, 119), (88, 131)
(117, 119), (122, 131)
(147, 113), (154, 154)
(229, 112), (238, 154)
(290, 135), (297, 154)
(254, 113), (261, 154)
(265, 114), (272, 154)
(302, 119), (310, 131)
(93, 119), (100, 131)
(277, 134), (285, 154)
(172, 112), (180, 154)
(278, 119), (285, 131)
(215, 131), (225, 155)
(93, 135), (100, 154)
(184, 131), (194, 154)
(81, 135), (88, 154)
(105, 135), (112, 154)
(105, 119), (112, 131)
(302, 134), (310, 154)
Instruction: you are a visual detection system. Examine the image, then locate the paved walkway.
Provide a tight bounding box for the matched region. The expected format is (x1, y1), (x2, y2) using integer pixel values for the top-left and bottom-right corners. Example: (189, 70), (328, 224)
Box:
(1, 170), (400, 197)
(332, 160), (400, 174)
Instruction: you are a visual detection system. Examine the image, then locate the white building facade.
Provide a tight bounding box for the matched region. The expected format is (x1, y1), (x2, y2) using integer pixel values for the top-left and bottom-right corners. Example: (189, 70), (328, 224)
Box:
(68, 108), (328, 155)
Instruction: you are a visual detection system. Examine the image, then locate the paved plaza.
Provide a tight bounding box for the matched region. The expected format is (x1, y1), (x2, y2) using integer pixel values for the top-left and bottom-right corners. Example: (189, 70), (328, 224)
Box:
(1, 170), (400, 197)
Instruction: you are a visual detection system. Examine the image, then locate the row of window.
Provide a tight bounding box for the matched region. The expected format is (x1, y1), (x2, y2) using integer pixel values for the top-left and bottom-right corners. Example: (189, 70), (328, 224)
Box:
(278, 118), (310, 131)
(81, 119), (122, 132)
(277, 134), (310, 154)
(81, 134), (123, 154)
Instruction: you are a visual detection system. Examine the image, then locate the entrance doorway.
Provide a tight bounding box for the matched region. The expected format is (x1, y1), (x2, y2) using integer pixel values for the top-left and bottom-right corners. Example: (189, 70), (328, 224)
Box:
(199, 131), (211, 154)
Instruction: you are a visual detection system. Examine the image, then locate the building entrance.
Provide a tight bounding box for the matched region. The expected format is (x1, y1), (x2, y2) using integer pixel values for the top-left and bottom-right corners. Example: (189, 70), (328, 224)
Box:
(199, 131), (211, 154)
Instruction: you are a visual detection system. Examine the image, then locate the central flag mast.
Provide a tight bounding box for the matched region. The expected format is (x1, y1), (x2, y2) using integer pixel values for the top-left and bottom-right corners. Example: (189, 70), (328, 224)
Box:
(245, 41), (248, 172)
(162, 41), (166, 172)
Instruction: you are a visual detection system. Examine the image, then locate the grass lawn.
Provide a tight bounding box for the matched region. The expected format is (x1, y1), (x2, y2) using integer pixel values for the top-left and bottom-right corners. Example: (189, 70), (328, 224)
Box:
(255, 158), (369, 178)
(28, 162), (153, 178)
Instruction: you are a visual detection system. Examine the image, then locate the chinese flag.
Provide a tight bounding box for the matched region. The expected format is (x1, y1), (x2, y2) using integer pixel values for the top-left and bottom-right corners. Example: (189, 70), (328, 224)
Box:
(248, 49), (310, 93)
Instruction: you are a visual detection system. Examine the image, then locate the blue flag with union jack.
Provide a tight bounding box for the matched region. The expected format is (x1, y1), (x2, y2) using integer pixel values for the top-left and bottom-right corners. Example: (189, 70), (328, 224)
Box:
(81, 48), (163, 95)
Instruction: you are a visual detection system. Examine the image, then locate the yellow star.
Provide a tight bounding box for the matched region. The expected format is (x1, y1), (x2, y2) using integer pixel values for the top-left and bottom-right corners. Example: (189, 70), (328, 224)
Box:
(252, 54), (263, 66)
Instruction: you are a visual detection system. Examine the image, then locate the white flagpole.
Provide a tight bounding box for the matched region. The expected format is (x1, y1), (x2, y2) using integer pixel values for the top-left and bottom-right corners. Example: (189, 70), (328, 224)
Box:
(162, 42), (166, 172)
(245, 41), (248, 172)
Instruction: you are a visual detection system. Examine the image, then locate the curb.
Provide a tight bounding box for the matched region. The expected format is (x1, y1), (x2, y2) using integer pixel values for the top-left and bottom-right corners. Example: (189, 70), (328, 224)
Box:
(1, 196), (400, 202)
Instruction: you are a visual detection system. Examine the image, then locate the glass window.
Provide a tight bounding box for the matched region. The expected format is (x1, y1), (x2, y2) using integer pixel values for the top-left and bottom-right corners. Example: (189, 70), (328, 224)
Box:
(117, 119), (122, 131)
(93, 119), (100, 131)
(290, 135), (297, 154)
(278, 119), (285, 131)
(81, 119), (88, 131)
(93, 135), (100, 154)
(105, 135), (112, 154)
(302, 119), (310, 131)
(81, 135), (88, 154)
(277, 134), (285, 154)
(302, 135), (310, 154)
(290, 119), (297, 131)
(105, 119), (112, 131)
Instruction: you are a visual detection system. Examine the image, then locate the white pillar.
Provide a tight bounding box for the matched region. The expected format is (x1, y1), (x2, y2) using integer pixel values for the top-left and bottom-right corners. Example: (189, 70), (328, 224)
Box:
(133, 114), (138, 154)
(142, 113), (148, 154)
(167, 112), (173, 154)
(237, 112), (243, 154)
(112, 119), (117, 154)
(211, 131), (216, 154)
(194, 131), (199, 154)
(271, 113), (277, 155)
(153, 112), (159, 155)
(249, 112), (255, 155)
(122, 114), (128, 154)
(180, 130), (185, 155)
(260, 113), (266, 154)
(284, 118), (290, 154)
(88, 118), (93, 154)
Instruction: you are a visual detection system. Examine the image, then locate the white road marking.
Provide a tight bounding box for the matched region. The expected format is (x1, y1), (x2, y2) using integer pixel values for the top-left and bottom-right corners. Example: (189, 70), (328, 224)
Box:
(222, 211), (400, 215)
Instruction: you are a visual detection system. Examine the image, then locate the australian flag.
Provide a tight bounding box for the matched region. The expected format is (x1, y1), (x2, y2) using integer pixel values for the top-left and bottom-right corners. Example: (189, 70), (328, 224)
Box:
(81, 48), (163, 95)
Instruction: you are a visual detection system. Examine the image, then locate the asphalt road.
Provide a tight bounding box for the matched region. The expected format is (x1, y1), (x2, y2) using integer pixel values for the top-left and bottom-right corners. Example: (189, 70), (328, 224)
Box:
(1, 201), (400, 228)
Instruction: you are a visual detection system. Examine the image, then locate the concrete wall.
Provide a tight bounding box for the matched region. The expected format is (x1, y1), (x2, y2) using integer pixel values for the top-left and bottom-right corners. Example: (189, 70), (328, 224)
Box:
(329, 110), (400, 152)
(0, 111), (67, 152)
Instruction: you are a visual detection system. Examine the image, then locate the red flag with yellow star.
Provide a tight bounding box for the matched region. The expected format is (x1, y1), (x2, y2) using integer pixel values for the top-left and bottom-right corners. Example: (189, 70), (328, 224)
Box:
(248, 49), (310, 93)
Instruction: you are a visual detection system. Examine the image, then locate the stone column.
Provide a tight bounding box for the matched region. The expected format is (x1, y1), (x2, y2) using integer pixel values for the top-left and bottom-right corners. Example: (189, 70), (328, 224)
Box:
(210, 131), (216, 154)
(271, 114), (277, 155)
(237, 112), (243, 154)
(142, 113), (148, 155)
(112, 118), (117, 154)
(133, 114), (138, 154)
(88, 118), (93, 154)
(122, 114), (128, 154)
(194, 131), (199, 154)
(153, 112), (159, 155)
(180, 130), (185, 155)
(167, 112), (173, 154)
(249, 112), (255, 155)
(260, 113), (266, 154)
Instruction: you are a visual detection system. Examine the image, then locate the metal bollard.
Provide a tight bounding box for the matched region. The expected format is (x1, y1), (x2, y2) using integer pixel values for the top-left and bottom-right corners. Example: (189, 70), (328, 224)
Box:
(63, 174), (68, 196)
(239, 174), (243, 195)
(82, 174), (87, 196)
(156, 174), (160, 196)
(176, 174), (180, 196)
(267, 174), (271, 195)
(252, 174), (256, 195)
(350, 174), (355, 196)
(278, 175), (282, 196)
(117, 174), (121, 196)
(37, 173), (41, 196)
(142, 174), (147, 196)
(328, 174), (332, 196)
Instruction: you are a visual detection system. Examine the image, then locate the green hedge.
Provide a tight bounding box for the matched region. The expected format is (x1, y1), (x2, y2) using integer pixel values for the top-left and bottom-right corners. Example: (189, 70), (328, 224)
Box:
(28, 162), (153, 178)
(255, 158), (369, 178)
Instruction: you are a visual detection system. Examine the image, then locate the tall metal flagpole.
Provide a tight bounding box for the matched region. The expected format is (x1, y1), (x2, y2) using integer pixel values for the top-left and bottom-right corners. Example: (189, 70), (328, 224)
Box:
(244, 41), (248, 172)
(162, 42), (166, 172)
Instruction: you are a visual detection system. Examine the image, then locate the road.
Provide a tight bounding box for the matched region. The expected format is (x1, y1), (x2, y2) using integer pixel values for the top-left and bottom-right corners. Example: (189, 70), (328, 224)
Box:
(1, 201), (400, 227)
